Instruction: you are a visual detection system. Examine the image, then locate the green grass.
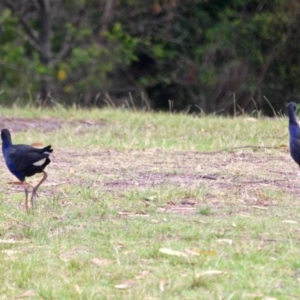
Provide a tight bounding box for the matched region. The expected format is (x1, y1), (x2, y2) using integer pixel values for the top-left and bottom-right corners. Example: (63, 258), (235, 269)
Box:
(0, 107), (298, 299)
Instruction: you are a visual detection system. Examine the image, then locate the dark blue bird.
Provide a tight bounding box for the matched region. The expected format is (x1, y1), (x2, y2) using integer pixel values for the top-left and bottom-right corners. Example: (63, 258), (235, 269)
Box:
(287, 102), (300, 167)
(1, 129), (53, 211)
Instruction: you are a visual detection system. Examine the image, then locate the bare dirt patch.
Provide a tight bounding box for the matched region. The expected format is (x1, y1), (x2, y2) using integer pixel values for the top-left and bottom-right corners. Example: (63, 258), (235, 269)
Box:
(0, 117), (63, 132)
(52, 147), (295, 216)
(0, 117), (106, 132)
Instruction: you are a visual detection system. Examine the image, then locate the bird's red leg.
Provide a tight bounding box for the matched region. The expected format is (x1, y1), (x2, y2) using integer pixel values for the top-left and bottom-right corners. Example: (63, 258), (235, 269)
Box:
(31, 171), (48, 208)
(24, 186), (29, 212)
(18, 182), (31, 212)
(9, 181), (31, 211)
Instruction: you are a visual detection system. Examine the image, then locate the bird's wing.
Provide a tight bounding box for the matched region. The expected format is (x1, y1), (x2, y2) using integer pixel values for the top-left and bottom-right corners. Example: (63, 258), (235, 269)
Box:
(6, 145), (51, 172)
(293, 138), (300, 148)
(293, 126), (300, 142)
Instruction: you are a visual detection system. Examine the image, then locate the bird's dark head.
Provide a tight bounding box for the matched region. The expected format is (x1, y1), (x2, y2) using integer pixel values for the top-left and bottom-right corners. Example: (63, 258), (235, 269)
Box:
(287, 102), (297, 113)
(1, 129), (12, 146)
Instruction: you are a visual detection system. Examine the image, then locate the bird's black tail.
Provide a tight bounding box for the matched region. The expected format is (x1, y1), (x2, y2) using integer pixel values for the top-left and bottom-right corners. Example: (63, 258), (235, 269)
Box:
(41, 145), (53, 154)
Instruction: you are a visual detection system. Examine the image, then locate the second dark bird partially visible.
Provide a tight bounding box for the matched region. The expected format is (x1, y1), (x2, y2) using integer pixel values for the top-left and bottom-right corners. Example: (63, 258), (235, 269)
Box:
(1, 129), (53, 211)
(287, 102), (300, 167)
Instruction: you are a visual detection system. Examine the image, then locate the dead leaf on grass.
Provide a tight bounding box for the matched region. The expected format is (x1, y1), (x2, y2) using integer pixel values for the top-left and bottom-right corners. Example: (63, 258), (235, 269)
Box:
(1, 249), (20, 259)
(69, 168), (76, 174)
(184, 248), (200, 256)
(115, 280), (136, 289)
(244, 292), (264, 298)
(117, 211), (149, 217)
(114, 284), (128, 289)
(90, 258), (114, 267)
(159, 279), (166, 292)
(0, 239), (29, 244)
(159, 248), (188, 257)
(183, 248), (217, 256)
(150, 219), (159, 223)
(145, 196), (157, 201)
(282, 220), (298, 224)
(199, 250), (217, 256)
(74, 285), (82, 295)
(197, 270), (226, 277)
(16, 290), (37, 298)
(217, 239), (233, 245)
(251, 205), (268, 210)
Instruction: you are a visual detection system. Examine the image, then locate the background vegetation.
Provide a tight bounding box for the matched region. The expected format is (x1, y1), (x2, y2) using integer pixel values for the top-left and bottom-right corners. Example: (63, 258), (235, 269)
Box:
(1, 0), (300, 114)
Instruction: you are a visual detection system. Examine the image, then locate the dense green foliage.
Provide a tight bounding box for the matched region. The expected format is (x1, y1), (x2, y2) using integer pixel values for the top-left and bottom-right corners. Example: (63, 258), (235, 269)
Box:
(0, 0), (300, 114)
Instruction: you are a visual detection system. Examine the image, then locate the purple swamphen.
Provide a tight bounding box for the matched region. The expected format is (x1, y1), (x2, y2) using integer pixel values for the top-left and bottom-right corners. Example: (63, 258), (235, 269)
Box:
(287, 102), (300, 167)
(1, 129), (53, 211)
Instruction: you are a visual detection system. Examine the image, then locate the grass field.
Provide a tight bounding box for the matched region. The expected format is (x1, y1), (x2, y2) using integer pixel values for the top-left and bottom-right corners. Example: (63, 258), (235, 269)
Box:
(0, 107), (299, 300)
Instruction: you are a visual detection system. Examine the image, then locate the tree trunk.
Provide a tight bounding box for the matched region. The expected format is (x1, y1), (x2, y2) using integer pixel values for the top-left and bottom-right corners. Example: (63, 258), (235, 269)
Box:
(98, 0), (115, 44)
(38, 0), (51, 105)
